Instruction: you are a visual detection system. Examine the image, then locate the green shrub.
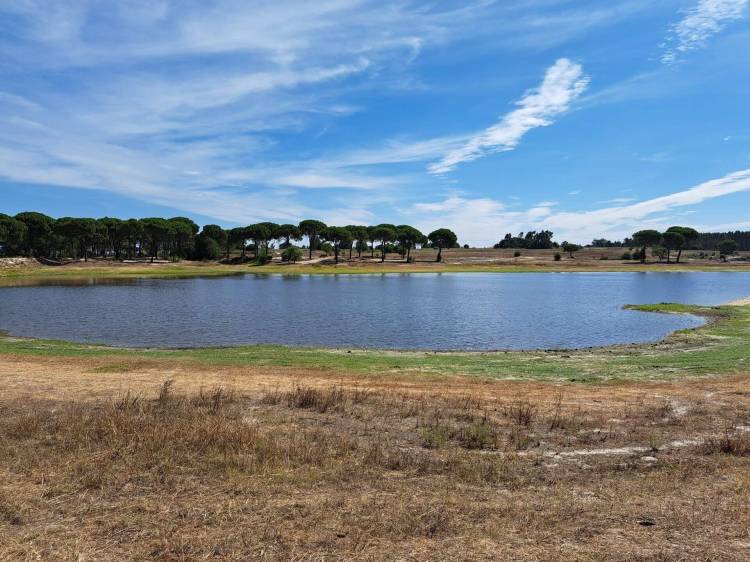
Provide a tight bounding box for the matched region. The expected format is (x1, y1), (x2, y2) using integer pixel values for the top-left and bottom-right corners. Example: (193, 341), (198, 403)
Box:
(513, 250), (521, 258)
(553, 253), (561, 261)
(192, 235), (220, 260)
(281, 246), (303, 263)
(620, 251), (632, 260)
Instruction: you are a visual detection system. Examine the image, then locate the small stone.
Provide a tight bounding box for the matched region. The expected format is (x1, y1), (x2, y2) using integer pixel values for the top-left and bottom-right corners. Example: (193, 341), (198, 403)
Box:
(640, 456), (657, 463)
(637, 517), (656, 526)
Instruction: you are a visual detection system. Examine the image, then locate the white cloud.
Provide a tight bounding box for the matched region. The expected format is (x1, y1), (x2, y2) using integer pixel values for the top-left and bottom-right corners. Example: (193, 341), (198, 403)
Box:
(597, 197), (635, 205)
(410, 169), (750, 244)
(429, 58), (589, 174)
(661, 0), (748, 64)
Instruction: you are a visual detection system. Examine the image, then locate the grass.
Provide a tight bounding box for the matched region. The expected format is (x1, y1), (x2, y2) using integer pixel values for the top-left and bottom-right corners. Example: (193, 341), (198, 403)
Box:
(1, 303), (749, 382)
(1, 373), (749, 559)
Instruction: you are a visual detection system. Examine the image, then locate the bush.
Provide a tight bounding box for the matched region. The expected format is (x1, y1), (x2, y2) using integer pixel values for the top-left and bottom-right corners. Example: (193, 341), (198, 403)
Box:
(513, 250), (521, 258)
(255, 254), (273, 265)
(192, 235), (220, 260)
(599, 256), (609, 260)
(281, 246), (303, 263)
(553, 253), (561, 261)
(620, 251), (632, 260)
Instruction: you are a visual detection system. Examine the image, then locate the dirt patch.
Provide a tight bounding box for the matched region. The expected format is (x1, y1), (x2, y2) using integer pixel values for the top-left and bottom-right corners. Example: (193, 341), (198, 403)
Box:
(0, 258), (37, 268)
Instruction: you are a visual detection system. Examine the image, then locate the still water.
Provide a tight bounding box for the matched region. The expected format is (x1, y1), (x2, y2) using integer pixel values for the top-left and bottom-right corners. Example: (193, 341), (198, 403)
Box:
(0, 272), (748, 350)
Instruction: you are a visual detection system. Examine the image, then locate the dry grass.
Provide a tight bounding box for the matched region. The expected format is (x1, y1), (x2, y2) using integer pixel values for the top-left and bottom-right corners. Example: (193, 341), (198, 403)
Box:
(1, 358), (750, 560)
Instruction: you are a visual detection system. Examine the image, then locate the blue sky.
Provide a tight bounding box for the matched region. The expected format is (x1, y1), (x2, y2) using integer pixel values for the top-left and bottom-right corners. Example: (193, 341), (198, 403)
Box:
(1, 0), (749, 245)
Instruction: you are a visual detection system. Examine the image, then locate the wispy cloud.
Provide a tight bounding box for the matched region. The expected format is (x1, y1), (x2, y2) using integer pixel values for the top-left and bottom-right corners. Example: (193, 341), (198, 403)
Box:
(661, 0), (748, 64)
(429, 58), (589, 174)
(410, 169), (750, 244)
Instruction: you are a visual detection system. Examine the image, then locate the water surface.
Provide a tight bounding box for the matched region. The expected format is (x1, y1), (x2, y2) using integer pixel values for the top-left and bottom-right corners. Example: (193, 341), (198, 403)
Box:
(0, 272), (748, 350)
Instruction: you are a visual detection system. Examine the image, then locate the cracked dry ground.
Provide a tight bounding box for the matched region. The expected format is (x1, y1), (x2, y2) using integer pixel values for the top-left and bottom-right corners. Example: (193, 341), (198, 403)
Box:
(0, 354), (749, 561)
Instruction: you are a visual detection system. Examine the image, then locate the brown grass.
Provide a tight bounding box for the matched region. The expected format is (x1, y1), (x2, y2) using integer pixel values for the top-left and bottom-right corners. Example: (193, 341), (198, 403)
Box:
(1, 356), (750, 560)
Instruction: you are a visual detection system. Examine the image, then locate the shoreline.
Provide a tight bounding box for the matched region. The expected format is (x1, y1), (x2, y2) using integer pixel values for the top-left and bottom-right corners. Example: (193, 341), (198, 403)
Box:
(0, 302), (746, 382)
(1, 262), (750, 287)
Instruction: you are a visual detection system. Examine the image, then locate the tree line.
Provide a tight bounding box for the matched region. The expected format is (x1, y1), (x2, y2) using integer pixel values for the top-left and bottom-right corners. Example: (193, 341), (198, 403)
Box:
(0, 212), (459, 263)
(492, 227), (743, 260)
(630, 227), (740, 262)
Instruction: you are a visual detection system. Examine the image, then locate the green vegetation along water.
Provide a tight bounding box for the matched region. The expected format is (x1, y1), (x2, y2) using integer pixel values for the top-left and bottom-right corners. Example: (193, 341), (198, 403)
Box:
(1, 302), (748, 382)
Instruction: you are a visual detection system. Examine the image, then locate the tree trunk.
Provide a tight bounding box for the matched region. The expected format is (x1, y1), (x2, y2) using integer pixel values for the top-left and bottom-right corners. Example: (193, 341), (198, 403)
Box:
(436, 246), (442, 262)
(308, 235), (313, 260)
(676, 249), (682, 263)
(641, 246), (646, 263)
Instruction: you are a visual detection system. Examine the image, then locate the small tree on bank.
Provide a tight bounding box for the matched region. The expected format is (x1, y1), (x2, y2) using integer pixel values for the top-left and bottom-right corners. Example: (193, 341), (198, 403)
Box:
(561, 242), (581, 259)
(299, 220), (327, 260)
(718, 239), (738, 260)
(371, 225), (397, 262)
(275, 224), (301, 249)
(322, 226), (353, 264)
(428, 228), (458, 263)
(631, 230), (663, 263)
(397, 225), (426, 262)
(666, 226), (698, 263)
(661, 231), (685, 263)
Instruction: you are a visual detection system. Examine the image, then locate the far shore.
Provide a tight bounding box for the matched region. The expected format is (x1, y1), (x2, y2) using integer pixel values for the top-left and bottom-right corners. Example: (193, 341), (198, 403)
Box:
(1, 246), (749, 284)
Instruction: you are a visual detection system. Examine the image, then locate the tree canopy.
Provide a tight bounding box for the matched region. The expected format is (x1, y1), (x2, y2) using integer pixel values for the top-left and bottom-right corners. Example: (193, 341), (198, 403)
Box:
(428, 228), (458, 262)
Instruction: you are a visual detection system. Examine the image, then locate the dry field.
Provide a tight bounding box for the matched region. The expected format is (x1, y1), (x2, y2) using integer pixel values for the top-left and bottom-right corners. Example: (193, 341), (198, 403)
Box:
(1, 353), (749, 560)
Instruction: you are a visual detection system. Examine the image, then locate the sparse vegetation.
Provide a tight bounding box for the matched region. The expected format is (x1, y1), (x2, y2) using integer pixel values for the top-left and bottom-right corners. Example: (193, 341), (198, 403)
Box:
(1, 368), (749, 560)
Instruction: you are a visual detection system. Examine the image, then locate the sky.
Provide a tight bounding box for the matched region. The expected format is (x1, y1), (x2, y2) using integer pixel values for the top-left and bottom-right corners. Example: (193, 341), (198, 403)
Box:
(1, 0), (750, 245)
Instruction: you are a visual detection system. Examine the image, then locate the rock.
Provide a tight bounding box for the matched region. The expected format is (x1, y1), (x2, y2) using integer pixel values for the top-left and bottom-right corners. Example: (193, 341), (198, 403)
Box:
(637, 517), (656, 526)
(640, 456), (657, 463)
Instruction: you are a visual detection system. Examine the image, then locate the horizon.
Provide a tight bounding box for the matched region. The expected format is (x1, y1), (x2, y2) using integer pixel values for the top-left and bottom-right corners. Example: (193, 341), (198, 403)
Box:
(2, 1), (750, 245)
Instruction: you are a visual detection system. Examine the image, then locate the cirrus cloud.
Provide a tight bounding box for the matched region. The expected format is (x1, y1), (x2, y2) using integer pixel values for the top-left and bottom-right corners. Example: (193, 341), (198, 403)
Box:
(429, 58), (589, 174)
(661, 0), (748, 65)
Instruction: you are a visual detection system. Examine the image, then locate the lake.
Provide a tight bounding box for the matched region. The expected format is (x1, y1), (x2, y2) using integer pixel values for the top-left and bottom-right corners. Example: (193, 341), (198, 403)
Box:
(0, 272), (748, 350)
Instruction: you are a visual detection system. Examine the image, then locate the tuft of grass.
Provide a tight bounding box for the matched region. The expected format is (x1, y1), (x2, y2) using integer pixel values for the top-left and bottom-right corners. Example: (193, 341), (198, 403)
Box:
(455, 419), (497, 450)
(504, 400), (537, 426)
(698, 430), (750, 456)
